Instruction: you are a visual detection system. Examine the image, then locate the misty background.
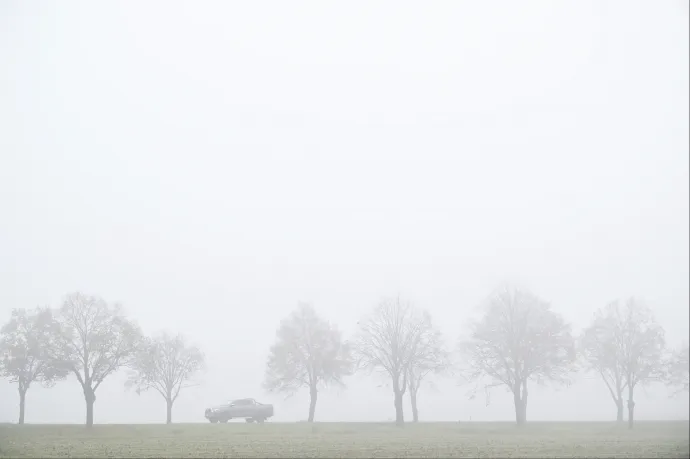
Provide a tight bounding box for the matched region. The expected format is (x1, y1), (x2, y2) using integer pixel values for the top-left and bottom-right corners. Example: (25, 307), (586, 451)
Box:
(1, 0), (688, 423)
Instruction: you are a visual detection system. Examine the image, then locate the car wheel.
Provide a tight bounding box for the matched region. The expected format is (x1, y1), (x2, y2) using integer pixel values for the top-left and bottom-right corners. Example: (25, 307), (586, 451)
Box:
(209, 419), (218, 424)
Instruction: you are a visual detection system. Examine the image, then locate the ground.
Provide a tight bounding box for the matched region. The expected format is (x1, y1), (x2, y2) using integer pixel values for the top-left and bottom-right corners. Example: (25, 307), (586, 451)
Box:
(0, 421), (688, 458)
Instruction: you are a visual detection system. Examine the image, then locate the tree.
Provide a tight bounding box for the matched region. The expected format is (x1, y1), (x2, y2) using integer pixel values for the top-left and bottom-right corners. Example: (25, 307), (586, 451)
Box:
(50, 292), (141, 427)
(406, 315), (449, 422)
(126, 332), (205, 424)
(582, 298), (665, 428)
(580, 300), (666, 424)
(665, 344), (689, 396)
(264, 303), (353, 422)
(353, 297), (433, 426)
(459, 285), (575, 426)
(580, 305), (629, 423)
(0, 307), (67, 424)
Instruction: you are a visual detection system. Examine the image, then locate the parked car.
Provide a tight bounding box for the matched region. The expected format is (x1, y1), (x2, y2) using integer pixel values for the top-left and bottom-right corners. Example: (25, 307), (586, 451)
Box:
(204, 398), (274, 423)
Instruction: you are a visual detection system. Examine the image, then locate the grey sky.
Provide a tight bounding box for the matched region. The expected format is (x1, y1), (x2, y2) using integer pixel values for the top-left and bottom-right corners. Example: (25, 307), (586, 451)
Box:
(1, 0), (688, 423)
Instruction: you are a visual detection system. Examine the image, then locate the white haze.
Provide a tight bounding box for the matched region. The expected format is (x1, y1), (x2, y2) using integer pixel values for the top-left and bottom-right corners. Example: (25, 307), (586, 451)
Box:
(0, 0), (688, 423)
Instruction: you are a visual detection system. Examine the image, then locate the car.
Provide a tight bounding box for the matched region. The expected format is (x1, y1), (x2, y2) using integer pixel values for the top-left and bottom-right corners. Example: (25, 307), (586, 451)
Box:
(204, 398), (274, 423)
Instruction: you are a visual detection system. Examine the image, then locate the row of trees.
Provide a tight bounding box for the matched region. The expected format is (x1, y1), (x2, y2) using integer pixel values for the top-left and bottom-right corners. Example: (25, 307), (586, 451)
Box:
(264, 299), (450, 424)
(263, 287), (688, 428)
(1, 287), (688, 428)
(0, 293), (205, 426)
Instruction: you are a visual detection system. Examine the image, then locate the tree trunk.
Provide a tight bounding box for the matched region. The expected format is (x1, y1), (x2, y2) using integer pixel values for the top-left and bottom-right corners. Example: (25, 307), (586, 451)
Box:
(615, 397), (624, 423)
(522, 390), (528, 424)
(84, 386), (96, 427)
(627, 386), (635, 429)
(394, 390), (405, 426)
(307, 387), (318, 422)
(166, 398), (173, 424)
(513, 382), (527, 426)
(410, 390), (419, 422)
(514, 394), (526, 425)
(18, 388), (26, 425)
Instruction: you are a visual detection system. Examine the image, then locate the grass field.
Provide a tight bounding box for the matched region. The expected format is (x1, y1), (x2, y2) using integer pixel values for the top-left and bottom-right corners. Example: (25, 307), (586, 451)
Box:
(0, 421), (688, 458)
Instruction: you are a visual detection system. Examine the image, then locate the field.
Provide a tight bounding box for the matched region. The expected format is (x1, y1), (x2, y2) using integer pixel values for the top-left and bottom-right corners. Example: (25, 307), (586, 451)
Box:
(0, 421), (688, 458)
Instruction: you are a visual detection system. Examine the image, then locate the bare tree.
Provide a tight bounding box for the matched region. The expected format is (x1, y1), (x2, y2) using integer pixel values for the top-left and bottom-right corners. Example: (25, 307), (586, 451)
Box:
(126, 332), (205, 424)
(459, 285), (575, 426)
(50, 292), (141, 427)
(353, 297), (431, 426)
(0, 307), (67, 424)
(580, 299), (666, 424)
(665, 344), (689, 396)
(264, 303), (353, 422)
(580, 304), (629, 423)
(665, 344), (689, 395)
(406, 315), (449, 423)
(585, 298), (665, 428)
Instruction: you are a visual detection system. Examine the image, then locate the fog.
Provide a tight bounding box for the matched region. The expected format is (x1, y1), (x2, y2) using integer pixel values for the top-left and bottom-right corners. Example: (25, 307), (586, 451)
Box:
(0, 0), (688, 424)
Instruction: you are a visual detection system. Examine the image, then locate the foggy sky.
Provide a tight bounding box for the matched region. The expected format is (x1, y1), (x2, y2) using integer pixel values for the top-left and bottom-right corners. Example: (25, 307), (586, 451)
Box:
(1, 0), (688, 424)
